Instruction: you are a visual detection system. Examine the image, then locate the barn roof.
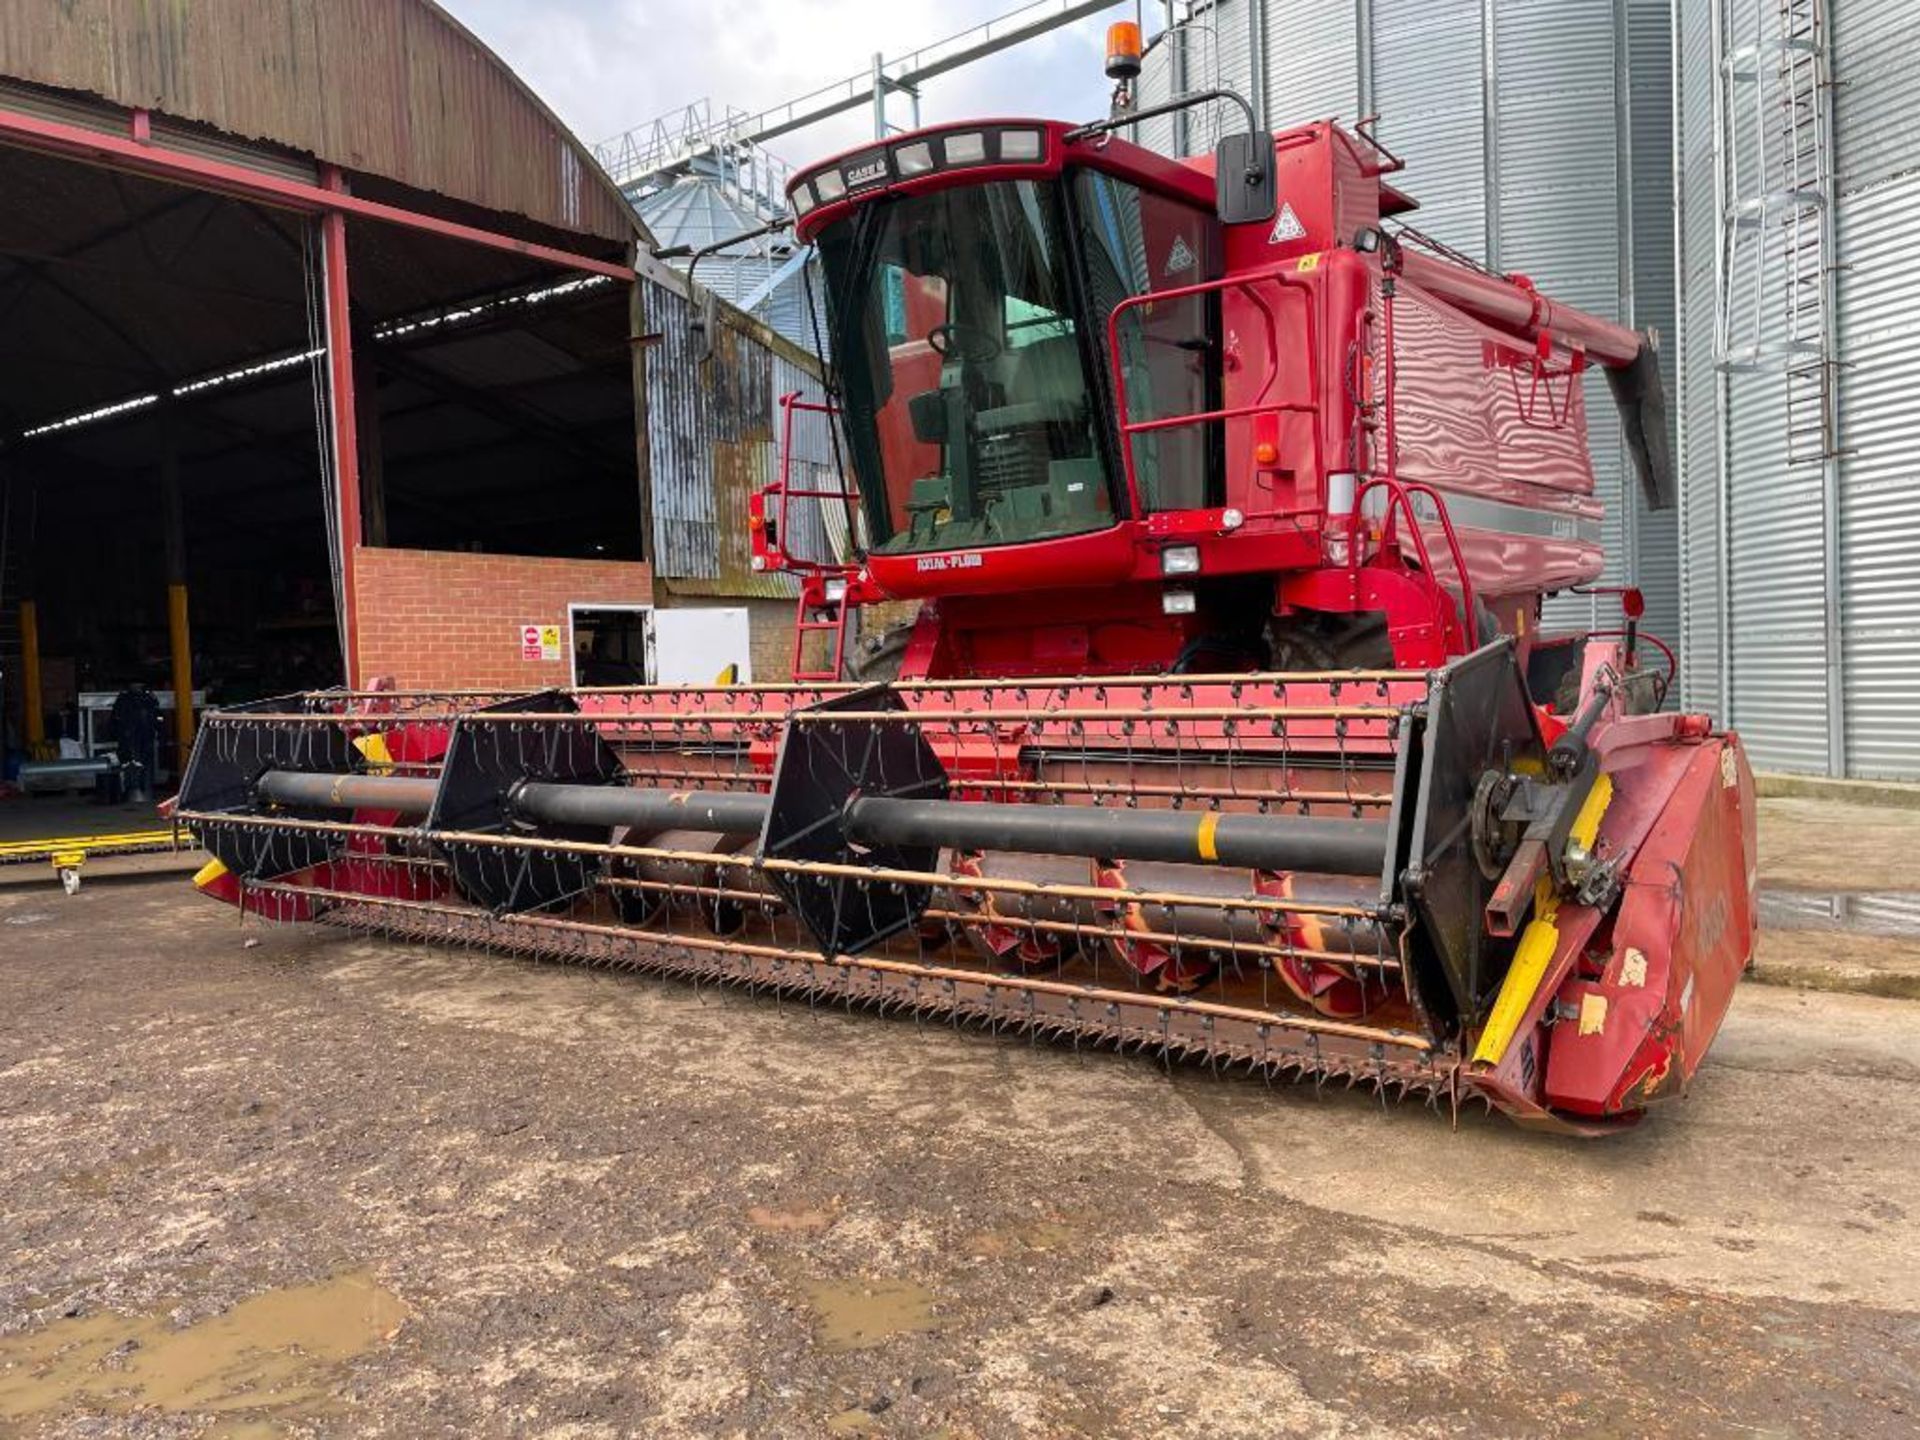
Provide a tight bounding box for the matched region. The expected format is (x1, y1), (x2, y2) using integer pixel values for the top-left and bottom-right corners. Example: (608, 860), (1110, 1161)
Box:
(0, 0), (639, 245)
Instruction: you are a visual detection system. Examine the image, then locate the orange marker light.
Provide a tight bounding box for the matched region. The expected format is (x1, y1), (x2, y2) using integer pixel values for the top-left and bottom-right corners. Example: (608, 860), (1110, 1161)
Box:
(1105, 21), (1143, 80)
(1254, 441), (1279, 465)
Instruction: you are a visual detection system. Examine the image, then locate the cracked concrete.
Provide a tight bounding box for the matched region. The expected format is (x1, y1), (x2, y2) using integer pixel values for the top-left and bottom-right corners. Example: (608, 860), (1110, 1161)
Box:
(0, 876), (1916, 1437)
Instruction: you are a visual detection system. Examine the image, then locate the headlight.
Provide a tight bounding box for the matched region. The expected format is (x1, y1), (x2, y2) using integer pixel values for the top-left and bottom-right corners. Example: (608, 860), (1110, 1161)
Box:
(791, 183), (816, 216)
(823, 577), (849, 604)
(814, 168), (847, 202)
(1162, 589), (1197, 615)
(1160, 545), (1201, 576)
(894, 141), (935, 176)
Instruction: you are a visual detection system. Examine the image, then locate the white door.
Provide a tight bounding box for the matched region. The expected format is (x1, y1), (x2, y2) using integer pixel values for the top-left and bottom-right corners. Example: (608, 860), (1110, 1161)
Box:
(648, 606), (753, 685)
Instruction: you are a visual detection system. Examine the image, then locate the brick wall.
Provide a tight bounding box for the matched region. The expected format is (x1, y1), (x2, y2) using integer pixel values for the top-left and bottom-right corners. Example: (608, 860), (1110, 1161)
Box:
(745, 598), (797, 682)
(352, 547), (652, 690)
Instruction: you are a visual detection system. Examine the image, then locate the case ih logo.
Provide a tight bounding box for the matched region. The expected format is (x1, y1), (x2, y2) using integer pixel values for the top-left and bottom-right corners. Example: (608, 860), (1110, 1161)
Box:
(915, 551), (985, 573)
(845, 156), (889, 188)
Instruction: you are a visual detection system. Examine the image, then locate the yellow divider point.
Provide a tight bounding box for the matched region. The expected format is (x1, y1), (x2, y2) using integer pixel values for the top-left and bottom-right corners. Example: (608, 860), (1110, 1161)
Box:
(1470, 772), (1615, 1068)
(353, 732), (394, 775)
(1570, 772), (1613, 850)
(1474, 889), (1559, 1067)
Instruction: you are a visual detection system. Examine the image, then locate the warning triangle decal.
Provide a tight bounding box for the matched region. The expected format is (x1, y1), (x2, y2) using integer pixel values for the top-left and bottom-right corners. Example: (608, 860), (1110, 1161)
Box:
(1164, 234), (1197, 275)
(1269, 202), (1306, 244)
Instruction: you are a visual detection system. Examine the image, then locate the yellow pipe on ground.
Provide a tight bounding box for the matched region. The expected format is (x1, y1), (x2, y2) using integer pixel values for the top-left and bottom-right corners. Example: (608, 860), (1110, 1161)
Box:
(168, 582), (194, 752)
(20, 598), (44, 753)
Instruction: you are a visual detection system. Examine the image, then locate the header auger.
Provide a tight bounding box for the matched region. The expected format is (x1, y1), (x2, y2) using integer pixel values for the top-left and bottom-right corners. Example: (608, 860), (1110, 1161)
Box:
(179, 101), (1756, 1131)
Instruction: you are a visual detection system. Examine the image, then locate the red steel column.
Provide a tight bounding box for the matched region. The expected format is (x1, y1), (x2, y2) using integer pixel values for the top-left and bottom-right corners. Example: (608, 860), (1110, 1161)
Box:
(0, 103), (635, 283)
(319, 164), (363, 686)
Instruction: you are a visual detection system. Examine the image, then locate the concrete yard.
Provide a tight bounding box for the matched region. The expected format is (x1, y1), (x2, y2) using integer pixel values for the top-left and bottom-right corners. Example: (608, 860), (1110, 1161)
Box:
(1, 796), (1917, 1438)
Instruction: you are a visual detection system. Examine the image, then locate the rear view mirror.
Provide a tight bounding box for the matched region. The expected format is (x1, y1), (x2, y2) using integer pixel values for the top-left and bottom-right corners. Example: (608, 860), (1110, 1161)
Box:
(1215, 132), (1276, 227)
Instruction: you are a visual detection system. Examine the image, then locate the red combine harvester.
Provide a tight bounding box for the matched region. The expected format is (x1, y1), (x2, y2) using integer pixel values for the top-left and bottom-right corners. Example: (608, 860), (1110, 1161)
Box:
(175, 93), (1756, 1133)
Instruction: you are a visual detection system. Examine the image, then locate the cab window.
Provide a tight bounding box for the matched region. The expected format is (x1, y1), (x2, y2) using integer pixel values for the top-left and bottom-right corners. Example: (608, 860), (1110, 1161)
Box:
(1072, 171), (1222, 512)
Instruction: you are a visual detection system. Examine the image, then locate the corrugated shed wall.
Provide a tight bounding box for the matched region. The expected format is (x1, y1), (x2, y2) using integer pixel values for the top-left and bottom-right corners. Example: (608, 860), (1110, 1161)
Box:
(1268, 0), (1359, 127)
(640, 273), (833, 599)
(1762, 890), (1920, 935)
(1720, 0), (1823, 772)
(1489, 0), (1680, 651)
(1832, 0), (1920, 777)
(676, 253), (829, 358)
(757, 264), (833, 360)
(0, 0), (633, 242)
(1626, 0), (1679, 656)
(1674, 0), (1920, 778)
(1201, 0), (1251, 151)
(1374, 0), (1485, 255)
(1133, 28), (1177, 153)
(1136, 3), (1234, 155)
(643, 275), (719, 580)
(1140, 0), (1679, 659)
(1675, 0), (1723, 722)
(1139, 0), (1359, 147)
(1495, 0), (1623, 637)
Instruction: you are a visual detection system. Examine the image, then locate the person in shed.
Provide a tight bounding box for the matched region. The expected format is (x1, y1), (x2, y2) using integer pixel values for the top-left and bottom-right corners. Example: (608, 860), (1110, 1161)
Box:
(109, 681), (161, 802)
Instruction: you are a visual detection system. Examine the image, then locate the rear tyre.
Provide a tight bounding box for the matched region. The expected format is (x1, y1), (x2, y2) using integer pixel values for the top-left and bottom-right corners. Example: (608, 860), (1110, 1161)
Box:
(846, 617), (915, 685)
(1268, 612), (1394, 672)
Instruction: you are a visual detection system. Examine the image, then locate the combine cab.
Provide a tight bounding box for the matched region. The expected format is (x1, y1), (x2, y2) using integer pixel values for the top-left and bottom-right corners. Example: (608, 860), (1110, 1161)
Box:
(176, 99), (1756, 1132)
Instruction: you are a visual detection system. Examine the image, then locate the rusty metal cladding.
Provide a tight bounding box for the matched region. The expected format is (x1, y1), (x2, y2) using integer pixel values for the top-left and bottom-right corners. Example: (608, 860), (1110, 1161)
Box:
(773, 349), (843, 570)
(643, 275), (718, 581)
(642, 271), (833, 596)
(0, 0), (634, 242)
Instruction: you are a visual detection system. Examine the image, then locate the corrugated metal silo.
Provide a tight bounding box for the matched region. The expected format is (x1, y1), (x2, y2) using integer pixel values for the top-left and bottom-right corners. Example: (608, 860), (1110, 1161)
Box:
(635, 157), (827, 356)
(1675, 0), (1920, 778)
(1137, 0), (1680, 662)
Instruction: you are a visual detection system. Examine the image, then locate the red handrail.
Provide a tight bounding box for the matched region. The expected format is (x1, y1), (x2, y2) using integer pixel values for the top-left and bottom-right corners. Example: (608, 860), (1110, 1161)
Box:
(770, 391), (860, 577)
(1350, 476), (1480, 650)
(1588, 628), (1677, 706)
(1104, 268), (1323, 520)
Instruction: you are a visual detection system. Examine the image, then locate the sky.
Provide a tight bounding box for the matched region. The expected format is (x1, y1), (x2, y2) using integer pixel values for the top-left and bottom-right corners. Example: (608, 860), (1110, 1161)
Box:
(440, 0), (1126, 173)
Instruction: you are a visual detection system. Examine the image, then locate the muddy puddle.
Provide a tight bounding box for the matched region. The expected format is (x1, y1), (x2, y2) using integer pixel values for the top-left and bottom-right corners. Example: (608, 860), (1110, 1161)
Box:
(801, 1278), (938, 1352)
(1759, 889), (1920, 936)
(0, 1269), (408, 1427)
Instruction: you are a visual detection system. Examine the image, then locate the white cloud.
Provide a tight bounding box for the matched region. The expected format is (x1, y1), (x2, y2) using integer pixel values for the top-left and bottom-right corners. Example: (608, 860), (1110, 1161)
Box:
(440, 0), (1124, 169)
